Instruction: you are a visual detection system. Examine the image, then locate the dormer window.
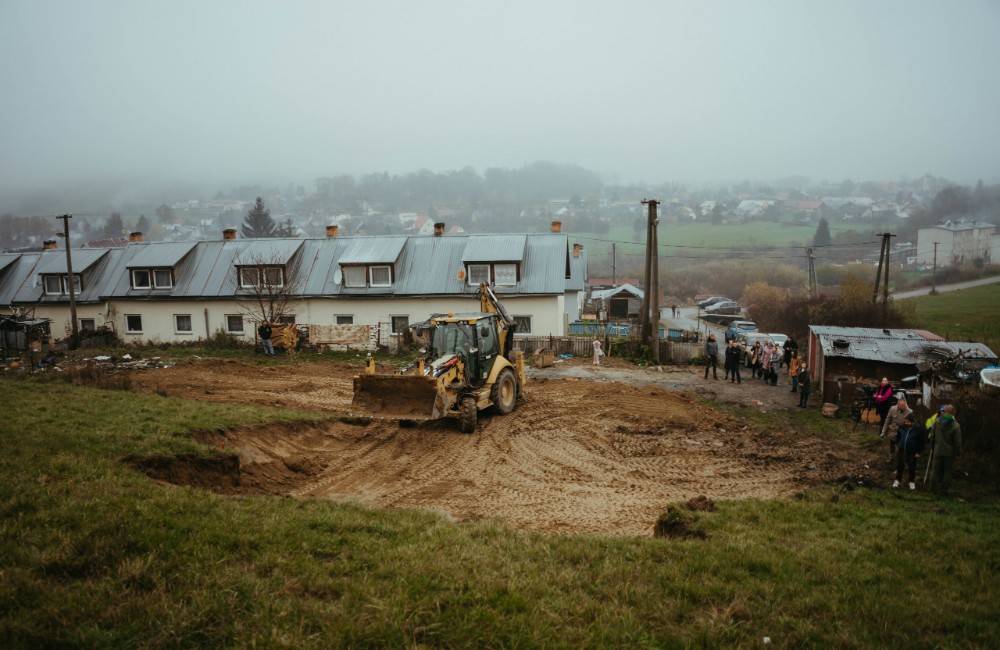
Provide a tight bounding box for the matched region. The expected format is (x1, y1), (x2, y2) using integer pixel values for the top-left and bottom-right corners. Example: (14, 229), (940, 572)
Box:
(467, 264), (490, 285)
(341, 264), (393, 288)
(494, 263), (517, 286)
(42, 274), (82, 295)
(465, 263), (519, 287)
(369, 265), (392, 287)
(44, 275), (64, 294)
(131, 268), (173, 289)
(239, 265), (284, 289)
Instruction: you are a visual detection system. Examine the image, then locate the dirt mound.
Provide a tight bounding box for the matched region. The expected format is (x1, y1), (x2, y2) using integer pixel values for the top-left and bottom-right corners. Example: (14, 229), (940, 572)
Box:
(685, 495), (717, 512)
(653, 506), (706, 539)
(129, 374), (868, 536)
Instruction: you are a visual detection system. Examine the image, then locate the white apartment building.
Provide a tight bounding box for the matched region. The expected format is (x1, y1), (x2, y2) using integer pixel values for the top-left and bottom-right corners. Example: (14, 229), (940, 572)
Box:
(916, 220), (996, 267)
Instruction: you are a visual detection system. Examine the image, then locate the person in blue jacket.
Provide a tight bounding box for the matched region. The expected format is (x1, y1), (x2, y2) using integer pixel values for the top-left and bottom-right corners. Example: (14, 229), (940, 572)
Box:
(893, 414), (926, 490)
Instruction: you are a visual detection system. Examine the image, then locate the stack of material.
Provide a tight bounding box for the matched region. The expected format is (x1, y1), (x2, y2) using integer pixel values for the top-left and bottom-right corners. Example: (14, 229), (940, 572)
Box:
(307, 324), (374, 351)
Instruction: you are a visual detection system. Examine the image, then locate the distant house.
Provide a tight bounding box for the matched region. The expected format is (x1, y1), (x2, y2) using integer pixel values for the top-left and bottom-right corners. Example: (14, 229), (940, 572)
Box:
(590, 284), (643, 321)
(916, 220), (996, 267)
(806, 326), (996, 406)
(735, 200), (773, 218)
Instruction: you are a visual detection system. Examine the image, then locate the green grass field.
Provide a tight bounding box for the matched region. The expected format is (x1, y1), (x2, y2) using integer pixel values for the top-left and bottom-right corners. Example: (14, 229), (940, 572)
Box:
(2, 380), (999, 647)
(904, 282), (1000, 353)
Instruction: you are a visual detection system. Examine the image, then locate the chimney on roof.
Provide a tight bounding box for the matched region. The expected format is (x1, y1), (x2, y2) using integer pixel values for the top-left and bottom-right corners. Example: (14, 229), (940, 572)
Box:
(128, 231), (143, 243)
(551, 219), (562, 233)
(433, 222), (445, 236)
(326, 224), (340, 238)
(222, 228), (237, 240)
(572, 243), (583, 258)
(42, 239), (58, 250)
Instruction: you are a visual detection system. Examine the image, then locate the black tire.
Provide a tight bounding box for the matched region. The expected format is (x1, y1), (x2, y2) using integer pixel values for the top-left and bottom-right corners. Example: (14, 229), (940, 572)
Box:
(458, 396), (477, 434)
(491, 368), (518, 415)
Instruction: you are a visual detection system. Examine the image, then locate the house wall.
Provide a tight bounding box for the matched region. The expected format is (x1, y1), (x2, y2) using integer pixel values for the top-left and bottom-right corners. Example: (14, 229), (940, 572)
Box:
(917, 226), (996, 267)
(916, 228), (954, 266)
(563, 290), (581, 324)
(24, 304), (111, 339)
(818, 356), (917, 405)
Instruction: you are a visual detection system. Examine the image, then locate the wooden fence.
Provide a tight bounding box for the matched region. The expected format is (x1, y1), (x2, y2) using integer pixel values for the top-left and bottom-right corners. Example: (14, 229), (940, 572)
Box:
(513, 335), (702, 365)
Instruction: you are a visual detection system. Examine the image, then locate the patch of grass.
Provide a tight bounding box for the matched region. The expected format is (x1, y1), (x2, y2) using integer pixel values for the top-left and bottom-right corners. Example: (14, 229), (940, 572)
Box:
(904, 282), (1000, 352)
(2, 381), (999, 647)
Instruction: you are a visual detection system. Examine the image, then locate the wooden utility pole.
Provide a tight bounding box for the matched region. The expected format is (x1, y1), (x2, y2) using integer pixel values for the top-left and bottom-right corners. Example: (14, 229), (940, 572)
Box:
(806, 247), (818, 298)
(874, 232), (896, 326)
(56, 215), (79, 340)
(638, 206), (653, 341)
(930, 242), (939, 295)
(643, 199), (661, 363)
(611, 242), (617, 286)
(872, 235), (887, 305)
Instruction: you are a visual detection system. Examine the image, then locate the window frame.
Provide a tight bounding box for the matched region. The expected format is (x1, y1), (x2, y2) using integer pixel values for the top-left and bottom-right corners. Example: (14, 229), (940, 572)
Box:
(368, 265), (392, 288)
(467, 263), (490, 286)
(79, 318), (96, 333)
(262, 266), (284, 288)
(390, 315), (410, 334)
(64, 274), (82, 295)
(225, 314), (245, 334)
(335, 315), (354, 325)
(174, 313), (193, 334)
(513, 315), (532, 334)
(238, 267), (260, 289)
(131, 269), (152, 289)
(342, 265), (367, 288)
(153, 268), (174, 289)
(43, 275), (64, 295)
(494, 263), (518, 286)
(125, 314), (143, 334)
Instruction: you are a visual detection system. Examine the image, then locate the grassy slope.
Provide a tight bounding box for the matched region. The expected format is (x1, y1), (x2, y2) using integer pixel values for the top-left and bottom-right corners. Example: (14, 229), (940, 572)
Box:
(2, 381), (999, 648)
(905, 282), (1000, 352)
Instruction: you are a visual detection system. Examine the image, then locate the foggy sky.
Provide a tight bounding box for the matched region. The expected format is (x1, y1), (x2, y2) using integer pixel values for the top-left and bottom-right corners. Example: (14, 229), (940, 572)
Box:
(2, 0), (999, 203)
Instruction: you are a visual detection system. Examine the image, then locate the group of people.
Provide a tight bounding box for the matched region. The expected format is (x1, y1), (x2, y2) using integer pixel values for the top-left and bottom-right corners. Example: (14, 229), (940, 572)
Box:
(875, 378), (963, 494)
(703, 332), (812, 407)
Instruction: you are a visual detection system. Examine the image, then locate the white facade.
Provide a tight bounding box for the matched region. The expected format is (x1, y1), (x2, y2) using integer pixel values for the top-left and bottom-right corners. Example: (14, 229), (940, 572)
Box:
(917, 222), (996, 267)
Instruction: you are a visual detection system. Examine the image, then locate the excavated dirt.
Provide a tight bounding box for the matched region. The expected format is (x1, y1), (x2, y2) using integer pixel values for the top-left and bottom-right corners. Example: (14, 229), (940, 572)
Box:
(131, 360), (869, 536)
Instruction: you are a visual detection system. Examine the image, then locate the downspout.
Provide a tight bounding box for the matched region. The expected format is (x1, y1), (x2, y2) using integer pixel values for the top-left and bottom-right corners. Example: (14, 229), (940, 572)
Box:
(204, 307), (210, 341)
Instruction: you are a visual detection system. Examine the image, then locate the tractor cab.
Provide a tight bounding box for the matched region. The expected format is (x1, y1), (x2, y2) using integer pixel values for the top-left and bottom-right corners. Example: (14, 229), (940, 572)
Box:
(428, 312), (505, 386)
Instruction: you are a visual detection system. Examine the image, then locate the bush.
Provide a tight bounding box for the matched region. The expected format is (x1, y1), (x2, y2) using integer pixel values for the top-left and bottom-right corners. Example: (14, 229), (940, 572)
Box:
(204, 328), (249, 350)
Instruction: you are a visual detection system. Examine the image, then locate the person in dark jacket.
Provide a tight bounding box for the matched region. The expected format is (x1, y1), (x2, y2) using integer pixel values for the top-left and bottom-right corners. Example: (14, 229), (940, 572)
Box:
(893, 415), (925, 490)
(930, 405), (962, 495)
(258, 320), (274, 356)
(797, 363), (811, 407)
(726, 341), (742, 384)
(704, 335), (718, 380)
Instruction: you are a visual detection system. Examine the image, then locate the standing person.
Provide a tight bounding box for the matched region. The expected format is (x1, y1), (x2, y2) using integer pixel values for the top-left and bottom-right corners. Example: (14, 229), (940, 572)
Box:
(592, 339), (604, 366)
(785, 335), (797, 369)
(789, 351), (801, 393)
(893, 414), (926, 490)
(258, 320), (274, 356)
(728, 341), (742, 384)
(797, 363), (811, 407)
(723, 340), (733, 381)
(881, 396), (914, 462)
(750, 341), (762, 378)
(671, 303), (678, 318)
(704, 334), (719, 380)
(873, 378), (894, 426)
(930, 405), (962, 495)
(782, 338), (793, 370)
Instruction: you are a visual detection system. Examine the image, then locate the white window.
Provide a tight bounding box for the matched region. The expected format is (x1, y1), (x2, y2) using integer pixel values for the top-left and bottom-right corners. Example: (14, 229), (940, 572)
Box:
(131, 269), (151, 289)
(494, 263), (517, 286)
(125, 314), (143, 333)
(65, 274), (81, 294)
(153, 269), (173, 288)
(467, 264), (490, 286)
(226, 314), (244, 333)
(239, 267), (259, 288)
(263, 267), (284, 287)
(369, 265), (392, 287)
(174, 314), (192, 333)
(343, 266), (366, 287)
(513, 315), (532, 333)
(336, 315), (354, 325)
(43, 276), (63, 295)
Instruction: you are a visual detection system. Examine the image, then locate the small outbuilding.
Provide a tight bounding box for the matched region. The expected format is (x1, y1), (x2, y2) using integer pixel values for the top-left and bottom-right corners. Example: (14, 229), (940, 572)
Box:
(590, 284), (643, 321)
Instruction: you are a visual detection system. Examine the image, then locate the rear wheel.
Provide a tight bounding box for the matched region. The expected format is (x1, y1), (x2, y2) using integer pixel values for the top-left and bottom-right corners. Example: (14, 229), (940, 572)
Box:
(458, 396), (477, 433)
(491, 368), (518, 415)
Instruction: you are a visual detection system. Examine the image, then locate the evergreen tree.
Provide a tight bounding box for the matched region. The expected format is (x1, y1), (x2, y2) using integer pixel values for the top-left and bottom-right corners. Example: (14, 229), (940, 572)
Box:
(103, 212), (125, 238)
(813, 217), (832, 247)
(241, 197), (277, 238)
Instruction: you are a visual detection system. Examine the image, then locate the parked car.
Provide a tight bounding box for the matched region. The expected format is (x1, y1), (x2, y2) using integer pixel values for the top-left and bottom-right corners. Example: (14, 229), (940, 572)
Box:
(704, 300), (740, 315)
(697, 296), (731, 308)
(730, 320), (758, 333)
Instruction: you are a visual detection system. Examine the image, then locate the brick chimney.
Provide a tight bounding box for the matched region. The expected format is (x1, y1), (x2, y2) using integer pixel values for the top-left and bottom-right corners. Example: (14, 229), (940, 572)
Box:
(572, 243), (583, 257)
(326, 224), (340, 238)
(551, 220), (562, 233)
(128, 231), (143, 242)
(433, 222), (445, 236)
(42, 239), (58, 250)
(222, 228), (237, 240)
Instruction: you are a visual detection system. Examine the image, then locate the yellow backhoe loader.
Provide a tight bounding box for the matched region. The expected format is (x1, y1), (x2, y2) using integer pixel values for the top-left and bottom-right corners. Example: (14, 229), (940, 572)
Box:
(351, 283), (527, 432)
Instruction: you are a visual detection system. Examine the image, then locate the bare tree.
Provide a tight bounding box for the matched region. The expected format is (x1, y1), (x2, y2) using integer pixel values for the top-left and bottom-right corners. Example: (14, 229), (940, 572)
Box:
(234, 251), (302, 326)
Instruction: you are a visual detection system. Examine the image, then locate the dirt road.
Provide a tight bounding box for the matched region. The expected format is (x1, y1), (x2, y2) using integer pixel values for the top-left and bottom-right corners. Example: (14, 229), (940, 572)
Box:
(133, 359), (868, 536)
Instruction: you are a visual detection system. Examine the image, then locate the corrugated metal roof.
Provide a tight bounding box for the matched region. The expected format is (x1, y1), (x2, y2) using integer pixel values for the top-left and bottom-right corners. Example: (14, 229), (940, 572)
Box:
(229, 238), (304, 266)
(125, 242), (197, 268)
(0, 253), (39, 306)
(337, 237), (406, 264)
(34, 248), (109, 274)
(0, 254), (20, 275)
(591, 283), (643, 300)
(810, 326), (996, 364)
(462, 235), (526, 262)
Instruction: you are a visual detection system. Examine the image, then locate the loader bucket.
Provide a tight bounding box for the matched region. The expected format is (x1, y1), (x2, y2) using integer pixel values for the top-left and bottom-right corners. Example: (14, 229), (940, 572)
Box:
(352, 374), (442, 419)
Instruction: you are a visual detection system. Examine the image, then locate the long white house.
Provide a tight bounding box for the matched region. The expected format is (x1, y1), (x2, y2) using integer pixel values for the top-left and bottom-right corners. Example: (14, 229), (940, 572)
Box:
(0, 226), (588, 344)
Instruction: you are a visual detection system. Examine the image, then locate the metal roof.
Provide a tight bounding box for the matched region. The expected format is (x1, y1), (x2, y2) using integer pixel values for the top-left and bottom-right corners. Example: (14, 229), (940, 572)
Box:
(0, 253), (39, 306)
(0, 254), (20, 275)
(591, 283), (643, 301)
(337, 237), (406, 265)
(229, 238), (304, 266)
(462, 235), (526, 262)
(810, 326), (996, 365)
(34, 248), (109, 274)
(125, 242), (197, 268)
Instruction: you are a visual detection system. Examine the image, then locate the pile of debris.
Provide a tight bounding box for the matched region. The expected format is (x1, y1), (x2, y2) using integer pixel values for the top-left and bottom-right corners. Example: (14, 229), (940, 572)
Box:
(81, 353), (176, 370)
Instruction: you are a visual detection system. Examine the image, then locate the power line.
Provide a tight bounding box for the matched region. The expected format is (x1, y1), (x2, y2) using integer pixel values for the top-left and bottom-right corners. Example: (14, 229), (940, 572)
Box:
(570, 233), (881, 252)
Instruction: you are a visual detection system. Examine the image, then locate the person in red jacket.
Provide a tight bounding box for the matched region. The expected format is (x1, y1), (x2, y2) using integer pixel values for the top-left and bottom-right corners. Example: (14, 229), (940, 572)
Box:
(873, 377), (894, 425)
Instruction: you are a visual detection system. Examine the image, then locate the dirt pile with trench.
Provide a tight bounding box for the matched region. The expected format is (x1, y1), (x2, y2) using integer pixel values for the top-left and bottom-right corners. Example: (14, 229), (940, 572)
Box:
(133, 362), (867, 536)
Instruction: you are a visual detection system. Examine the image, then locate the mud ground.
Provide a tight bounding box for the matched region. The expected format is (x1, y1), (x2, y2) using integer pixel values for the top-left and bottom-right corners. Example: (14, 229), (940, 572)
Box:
(130, 359), (871, 536)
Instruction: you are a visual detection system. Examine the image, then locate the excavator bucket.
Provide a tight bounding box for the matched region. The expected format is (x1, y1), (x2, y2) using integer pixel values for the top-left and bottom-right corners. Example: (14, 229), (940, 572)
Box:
(351, 374), (443, 419)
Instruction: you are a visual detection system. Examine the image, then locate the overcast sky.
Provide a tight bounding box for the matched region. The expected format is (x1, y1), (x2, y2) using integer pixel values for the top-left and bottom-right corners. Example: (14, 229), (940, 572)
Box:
(2, 0), (999, 202)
